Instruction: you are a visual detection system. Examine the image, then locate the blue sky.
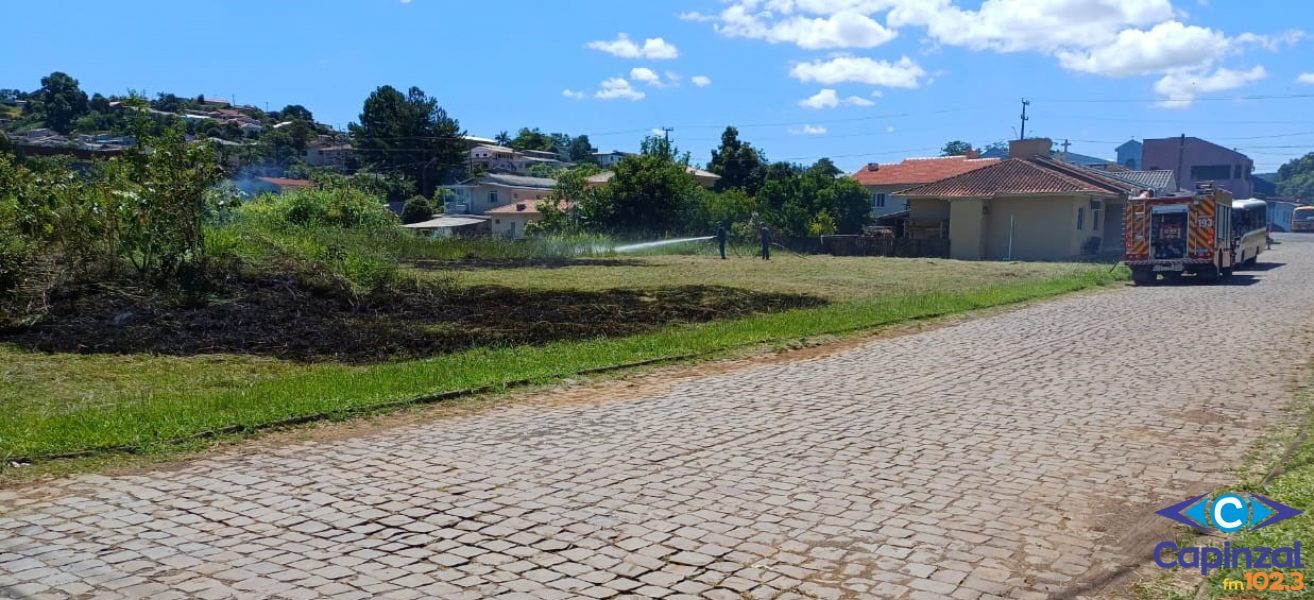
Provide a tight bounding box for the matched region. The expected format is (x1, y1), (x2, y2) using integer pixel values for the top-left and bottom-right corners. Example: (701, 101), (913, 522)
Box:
(3, 0), (1312, 171)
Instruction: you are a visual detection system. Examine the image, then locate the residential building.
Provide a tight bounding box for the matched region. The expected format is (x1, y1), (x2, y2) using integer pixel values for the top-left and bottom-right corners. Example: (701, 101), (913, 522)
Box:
(983, 143), (1118, 170)
(444, 173), (556, 215)
(851, 153), (999, 219)
(469, 145), (568, 175)
(1095, 169), (1177, 196)
(1116, 139), (1143, 170)
(592, 151), (632, 168)
(302, 142), (354, 171)
(1142, 136), (1253, 198)
(240, 176), (312, 195)
(487, 200), (574, 239)
(403, 215), (490, 238)
(899, 138), (1134, 260)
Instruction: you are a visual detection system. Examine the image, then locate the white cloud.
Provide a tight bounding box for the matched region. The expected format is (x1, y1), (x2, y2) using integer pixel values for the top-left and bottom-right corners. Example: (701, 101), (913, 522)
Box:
(677, 11), (716, 22)
(799, 88), (875, 109)
(788, 124), (828, 135)
(562, 89), (585, 100)
(595, 78), (646, 101)
(717, 9), (897, 49)
(587, 33), (679, 60)
(1055, 21), (1228, 77)
(1234, 30), (1305, 52)
(630, 67), (663, 86)
(885, 125), (895, 133)
(695, 1), (1294, 104)
(665, 70), (681, 85)
(887, 0), (1177, 54)
(790, 56), (926, 88)
(1153, 65), (1268, 108)
(1298, 73), (1314, 84)
(691, 75), (712, 87)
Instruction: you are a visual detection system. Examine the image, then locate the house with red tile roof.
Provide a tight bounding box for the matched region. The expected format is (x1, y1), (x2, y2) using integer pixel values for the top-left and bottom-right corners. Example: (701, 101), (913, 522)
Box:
(850, 153), (999, 219)
(486, 200), (575, 239)
(898, 139), (1136, 260)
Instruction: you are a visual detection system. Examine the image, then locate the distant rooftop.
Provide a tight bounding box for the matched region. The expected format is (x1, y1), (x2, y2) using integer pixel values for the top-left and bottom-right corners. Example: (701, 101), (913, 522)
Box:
(852, 155), (1000, 187)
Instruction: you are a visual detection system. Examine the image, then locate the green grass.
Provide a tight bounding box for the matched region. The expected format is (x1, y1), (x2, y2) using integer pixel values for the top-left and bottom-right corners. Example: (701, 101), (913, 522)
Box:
(0, 256), (1124, 464)
(442, 254), (1096, 302)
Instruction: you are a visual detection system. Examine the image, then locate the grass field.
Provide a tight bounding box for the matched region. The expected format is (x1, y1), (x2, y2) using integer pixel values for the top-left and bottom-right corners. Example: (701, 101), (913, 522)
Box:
(441, 253), (1092, 301)
(0, 254), (1124, 467)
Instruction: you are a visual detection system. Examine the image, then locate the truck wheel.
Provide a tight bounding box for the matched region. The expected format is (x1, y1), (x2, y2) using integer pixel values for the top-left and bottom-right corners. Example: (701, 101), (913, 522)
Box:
(1197, 266), (1219, 284)
(1131, 269), (1155, 286)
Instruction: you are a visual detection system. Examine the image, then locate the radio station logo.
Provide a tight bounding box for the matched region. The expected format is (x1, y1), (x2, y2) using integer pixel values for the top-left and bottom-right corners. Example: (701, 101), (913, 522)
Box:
(1152, 492), (1305, 577)
(1155, 492), (1301, 533)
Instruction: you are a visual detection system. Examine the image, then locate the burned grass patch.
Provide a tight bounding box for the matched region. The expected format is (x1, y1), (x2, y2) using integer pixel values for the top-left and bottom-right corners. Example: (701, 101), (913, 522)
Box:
(0, 277), (825, 363)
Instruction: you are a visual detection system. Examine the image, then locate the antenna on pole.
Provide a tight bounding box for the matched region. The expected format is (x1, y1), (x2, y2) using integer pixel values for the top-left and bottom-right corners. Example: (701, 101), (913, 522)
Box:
(660, 126), (674, 142)
(1019, 98), (1030, 140)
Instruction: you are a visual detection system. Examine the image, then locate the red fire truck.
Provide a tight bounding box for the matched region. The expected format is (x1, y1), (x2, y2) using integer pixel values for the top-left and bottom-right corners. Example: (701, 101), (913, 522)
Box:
(1123, 183), (1237, 285)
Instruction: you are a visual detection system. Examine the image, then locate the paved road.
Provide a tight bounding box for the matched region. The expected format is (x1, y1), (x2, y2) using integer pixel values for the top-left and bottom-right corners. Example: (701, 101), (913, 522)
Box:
(4, 236), (1314, 600)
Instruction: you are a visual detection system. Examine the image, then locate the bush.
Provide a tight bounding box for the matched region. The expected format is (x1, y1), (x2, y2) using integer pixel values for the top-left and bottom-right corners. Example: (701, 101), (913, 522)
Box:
(401, 195), (434, 224)
(211, 187), (408, 298)
(243, 187), (400, 231)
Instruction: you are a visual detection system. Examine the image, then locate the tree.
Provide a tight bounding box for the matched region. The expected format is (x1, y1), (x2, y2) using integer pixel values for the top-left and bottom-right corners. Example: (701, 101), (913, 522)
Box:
(568, 135), (597, 163)
(1276, 153), (1314, 200)
(509, 127), (554, 152)
(151, 93), (183, 113)
(280, 104), (314, 123)
(810, 157), (842, 177)
(30, 72), (89, 134)
(940, 140), (974, 156)
(708, 126), (767, 196)
(494, 131), (511, 146)
(349, 85), (465, 197)
(577, 136), (700, 234)
(756, 164), (870, 237)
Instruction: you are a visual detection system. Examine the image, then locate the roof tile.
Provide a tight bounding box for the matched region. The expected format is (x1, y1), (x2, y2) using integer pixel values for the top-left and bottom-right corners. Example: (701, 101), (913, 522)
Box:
(899, 157), (1134, 198)
(851, 156), (1000, 187)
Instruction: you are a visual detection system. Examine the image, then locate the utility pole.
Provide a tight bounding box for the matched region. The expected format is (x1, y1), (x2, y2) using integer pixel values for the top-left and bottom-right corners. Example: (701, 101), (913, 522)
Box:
(660, 126), (673, 142)
(1019, 98), (1030, 140)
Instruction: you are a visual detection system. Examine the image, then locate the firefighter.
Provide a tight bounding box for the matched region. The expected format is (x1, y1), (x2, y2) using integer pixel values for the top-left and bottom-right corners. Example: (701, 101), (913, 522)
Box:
(715, 222), (728, 260)
(760, 225), (771, 260)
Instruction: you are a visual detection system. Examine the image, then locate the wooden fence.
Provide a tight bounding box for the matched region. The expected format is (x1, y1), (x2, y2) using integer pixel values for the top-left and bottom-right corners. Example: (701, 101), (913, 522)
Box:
(820, 235), (950, 258)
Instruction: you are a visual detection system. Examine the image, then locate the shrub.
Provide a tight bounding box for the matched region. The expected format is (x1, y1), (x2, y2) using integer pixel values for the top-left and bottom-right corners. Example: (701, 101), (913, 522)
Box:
(244, 187), (400, 231)
(401, 195), (434, 224)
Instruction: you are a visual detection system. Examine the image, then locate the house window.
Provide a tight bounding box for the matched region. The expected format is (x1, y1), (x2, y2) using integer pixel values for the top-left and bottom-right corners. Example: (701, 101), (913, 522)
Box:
(488, 191), (498, 206)
(872, 192), (886, 208)
(1190, 165), (1231, 181)
(1077, 207), (1086, 230)
(1233, 165), (1242, 179)
(1091, 200), (1102, 231)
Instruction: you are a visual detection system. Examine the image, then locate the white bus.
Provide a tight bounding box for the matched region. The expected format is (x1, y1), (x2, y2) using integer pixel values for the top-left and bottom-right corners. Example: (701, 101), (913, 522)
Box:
(1231, 199), (1268, 267)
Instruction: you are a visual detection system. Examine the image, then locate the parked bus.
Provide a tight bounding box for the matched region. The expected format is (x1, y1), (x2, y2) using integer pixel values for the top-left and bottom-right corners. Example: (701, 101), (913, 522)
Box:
(1231, 198), (1268, 267)
(1294, 205), (1314, 233)
(1124, 183), (1237, 285)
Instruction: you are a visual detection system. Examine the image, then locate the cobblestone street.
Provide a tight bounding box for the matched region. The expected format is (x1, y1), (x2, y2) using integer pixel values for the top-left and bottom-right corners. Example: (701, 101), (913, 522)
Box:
(3, 237), (1313, 600)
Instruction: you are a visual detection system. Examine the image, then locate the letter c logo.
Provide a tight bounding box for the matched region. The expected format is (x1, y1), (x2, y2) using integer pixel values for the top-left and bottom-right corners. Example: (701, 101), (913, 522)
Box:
(1212, 494), (1248, 532)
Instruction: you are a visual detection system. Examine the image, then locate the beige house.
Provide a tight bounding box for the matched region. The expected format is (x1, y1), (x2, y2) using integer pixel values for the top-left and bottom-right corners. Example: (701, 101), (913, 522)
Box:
(444, 173), (556, 215)
(487, 200), (573, 239)
(900, 139), (1134, 261)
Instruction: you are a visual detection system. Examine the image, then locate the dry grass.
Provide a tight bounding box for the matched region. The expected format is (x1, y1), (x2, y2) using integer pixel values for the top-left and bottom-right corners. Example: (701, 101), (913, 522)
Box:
(435, 254), (1100, 302)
